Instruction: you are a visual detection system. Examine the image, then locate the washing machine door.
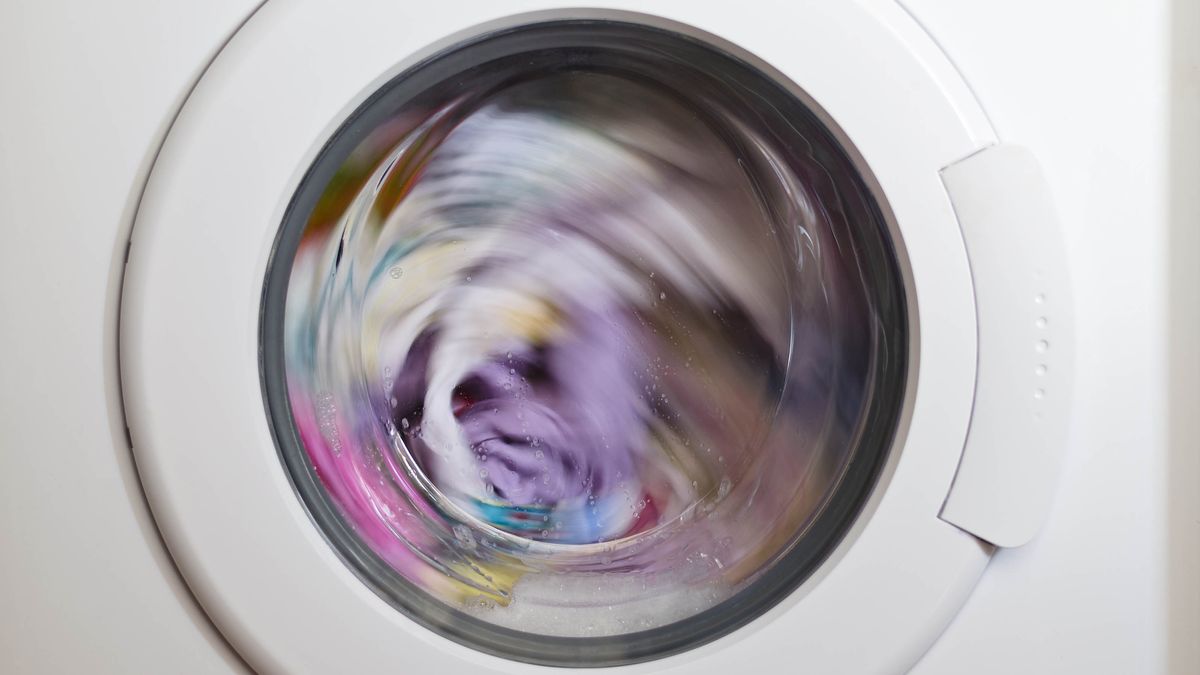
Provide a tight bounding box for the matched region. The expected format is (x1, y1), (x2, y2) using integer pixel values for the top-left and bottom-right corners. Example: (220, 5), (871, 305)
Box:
(121, 0), (1070, 672)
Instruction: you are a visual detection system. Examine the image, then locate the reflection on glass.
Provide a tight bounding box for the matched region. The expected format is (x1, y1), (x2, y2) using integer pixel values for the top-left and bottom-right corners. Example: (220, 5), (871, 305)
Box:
(273, 25), (900, 652)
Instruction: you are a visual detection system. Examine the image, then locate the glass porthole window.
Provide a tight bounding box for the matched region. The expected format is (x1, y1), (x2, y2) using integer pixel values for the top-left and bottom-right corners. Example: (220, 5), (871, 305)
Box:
(260, 20), (906, 666)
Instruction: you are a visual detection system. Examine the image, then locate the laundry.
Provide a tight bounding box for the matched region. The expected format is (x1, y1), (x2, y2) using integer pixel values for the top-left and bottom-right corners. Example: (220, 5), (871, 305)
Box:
(280, 66), (890, 635)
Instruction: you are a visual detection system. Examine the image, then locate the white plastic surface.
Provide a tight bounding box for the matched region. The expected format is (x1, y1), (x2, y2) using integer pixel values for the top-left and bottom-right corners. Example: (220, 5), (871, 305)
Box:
(120, 1), (997, 672)
(939, 145), (1071, 547)
(0, 1), (259, 672)
(900, 0), (1190, 673)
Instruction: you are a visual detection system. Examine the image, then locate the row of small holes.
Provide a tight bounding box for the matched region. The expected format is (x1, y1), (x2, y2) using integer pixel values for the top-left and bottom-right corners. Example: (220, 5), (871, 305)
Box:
(1034, 292), (1048, 401)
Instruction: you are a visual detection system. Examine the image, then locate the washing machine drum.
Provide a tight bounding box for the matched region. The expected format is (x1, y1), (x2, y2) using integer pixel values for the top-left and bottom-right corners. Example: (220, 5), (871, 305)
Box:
(262, 21), (903, 664)
(122, 3), (1069, 672)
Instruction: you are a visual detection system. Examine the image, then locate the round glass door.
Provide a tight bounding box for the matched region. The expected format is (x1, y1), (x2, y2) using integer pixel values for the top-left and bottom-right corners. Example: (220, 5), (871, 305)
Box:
(260, 20), (907, 666)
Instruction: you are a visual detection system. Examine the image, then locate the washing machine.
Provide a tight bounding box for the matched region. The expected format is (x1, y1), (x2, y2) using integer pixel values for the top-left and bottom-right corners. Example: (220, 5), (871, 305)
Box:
(2, 0), (1194, 673)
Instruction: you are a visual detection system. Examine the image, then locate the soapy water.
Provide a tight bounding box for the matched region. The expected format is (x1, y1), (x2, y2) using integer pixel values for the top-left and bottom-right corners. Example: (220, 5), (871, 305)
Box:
(277, 50), (897, 642)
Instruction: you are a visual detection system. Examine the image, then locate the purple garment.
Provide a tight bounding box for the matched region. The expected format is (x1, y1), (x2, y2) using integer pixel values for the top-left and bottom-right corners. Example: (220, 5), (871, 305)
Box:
(396, 302), (647, 538)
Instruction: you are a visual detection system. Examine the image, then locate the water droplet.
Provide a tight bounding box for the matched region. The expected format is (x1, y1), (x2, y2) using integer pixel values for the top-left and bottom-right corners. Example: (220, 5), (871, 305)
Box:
(1036, 364), (1048, 376)
(400, 417), (409, 430)
(453, 524), (476, 550)
(717, 476), (731, 500)
(1036, 340), (1049, 353)
(659, 291), (666, 300)
(1035, 293), (1046, 304)
(388, 265), (403, 279)
(1036, 316), (1048, 328)
(1034, 388), (1045, 399)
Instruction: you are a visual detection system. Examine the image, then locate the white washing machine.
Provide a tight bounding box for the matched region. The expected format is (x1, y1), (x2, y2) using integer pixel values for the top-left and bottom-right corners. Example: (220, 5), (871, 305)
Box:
(2, 1), (1195, 673)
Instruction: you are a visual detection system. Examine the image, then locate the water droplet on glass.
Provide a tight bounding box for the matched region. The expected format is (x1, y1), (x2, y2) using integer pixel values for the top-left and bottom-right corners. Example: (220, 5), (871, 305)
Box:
(453, 524), (476, 550)
(717, 476), (732, 500)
